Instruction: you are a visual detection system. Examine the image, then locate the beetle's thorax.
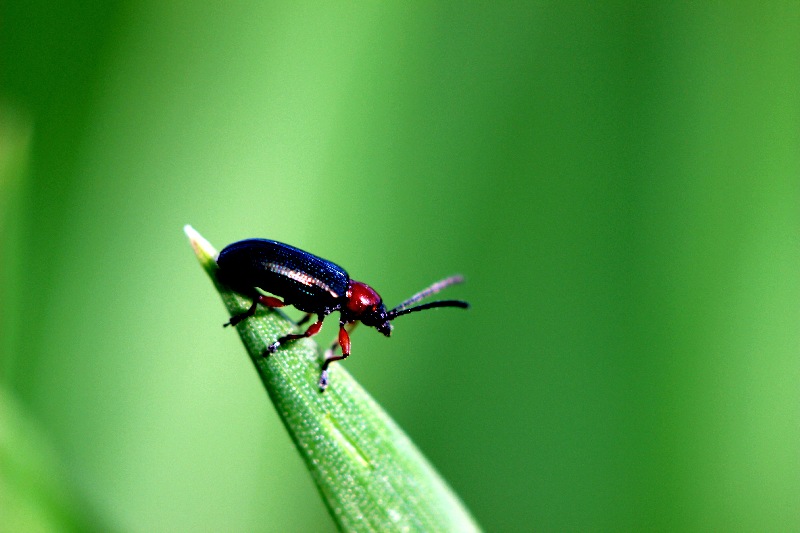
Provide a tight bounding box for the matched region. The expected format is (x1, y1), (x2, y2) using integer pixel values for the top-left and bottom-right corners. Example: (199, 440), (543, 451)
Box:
(345, 280), (392, 336)
(345, 280), (382, 314)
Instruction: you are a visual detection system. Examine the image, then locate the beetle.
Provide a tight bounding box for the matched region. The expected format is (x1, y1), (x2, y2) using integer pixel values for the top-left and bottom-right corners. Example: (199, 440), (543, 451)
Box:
(215, 238), (468, 390)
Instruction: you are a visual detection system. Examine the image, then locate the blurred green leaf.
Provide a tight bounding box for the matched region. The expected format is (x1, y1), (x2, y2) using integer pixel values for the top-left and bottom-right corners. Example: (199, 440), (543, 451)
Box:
(0, 388), (108, 533)
(0, 105), (30, 378)
(185, 225), (480, 532)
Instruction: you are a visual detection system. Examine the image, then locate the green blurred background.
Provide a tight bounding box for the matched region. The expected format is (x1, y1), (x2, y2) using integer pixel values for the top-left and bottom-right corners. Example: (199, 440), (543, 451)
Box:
(2, 2), (799, 531)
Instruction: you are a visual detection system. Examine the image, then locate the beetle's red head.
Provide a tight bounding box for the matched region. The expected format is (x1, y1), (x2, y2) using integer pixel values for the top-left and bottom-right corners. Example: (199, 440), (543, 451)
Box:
(345, 280), (393, 336)
(346, 276), (470, 338)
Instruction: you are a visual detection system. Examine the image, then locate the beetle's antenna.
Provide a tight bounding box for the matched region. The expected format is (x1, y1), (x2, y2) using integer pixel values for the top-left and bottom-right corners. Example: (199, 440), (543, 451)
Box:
(387, 275), (468, 320)
(389, 275), (465, 314)
(387, 299), (469, 321)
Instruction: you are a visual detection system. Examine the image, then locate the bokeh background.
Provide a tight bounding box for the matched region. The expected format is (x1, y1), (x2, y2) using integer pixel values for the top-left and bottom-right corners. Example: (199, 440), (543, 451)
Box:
(2, 2), (799, 531)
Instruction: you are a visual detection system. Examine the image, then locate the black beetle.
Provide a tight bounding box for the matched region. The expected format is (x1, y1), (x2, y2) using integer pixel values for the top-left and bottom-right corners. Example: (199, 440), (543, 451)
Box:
(216, 238), (468, 390)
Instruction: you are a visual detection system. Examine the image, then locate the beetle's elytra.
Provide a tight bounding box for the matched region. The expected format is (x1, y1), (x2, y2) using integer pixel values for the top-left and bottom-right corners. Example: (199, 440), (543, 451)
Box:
(216, 238), (468, 390)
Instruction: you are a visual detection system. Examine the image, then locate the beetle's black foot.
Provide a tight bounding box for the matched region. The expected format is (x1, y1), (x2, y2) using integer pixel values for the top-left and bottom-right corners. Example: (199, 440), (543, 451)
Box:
(224, 314), (247, 328)
(318, 370), (329, 392)
(266, 341), (280, 353)
(224, 301), (259, 329)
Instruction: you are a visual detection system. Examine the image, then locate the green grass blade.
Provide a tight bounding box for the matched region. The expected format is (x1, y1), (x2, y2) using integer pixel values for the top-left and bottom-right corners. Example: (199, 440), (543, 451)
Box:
(185, 226), (480, 532)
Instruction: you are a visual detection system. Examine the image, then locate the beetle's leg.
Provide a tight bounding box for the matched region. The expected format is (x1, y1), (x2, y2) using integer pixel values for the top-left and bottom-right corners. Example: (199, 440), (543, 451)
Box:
(319, 322), (356, 391)
(267, 314), (325, 354)
(224, 300), (258, 327)
(322, 322), (359, 360)
(224, 295), (286, 327)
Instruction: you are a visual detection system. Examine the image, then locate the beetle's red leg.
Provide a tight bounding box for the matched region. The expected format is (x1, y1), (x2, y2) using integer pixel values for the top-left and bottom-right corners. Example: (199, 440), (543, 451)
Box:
(267, 315), (325, 354)
(319, 322), (356, 391)
(256, 294), (286, 308)
(322, 322), (358, 360)
(224, 294), (286, 327)
(323, 325), (351, 369)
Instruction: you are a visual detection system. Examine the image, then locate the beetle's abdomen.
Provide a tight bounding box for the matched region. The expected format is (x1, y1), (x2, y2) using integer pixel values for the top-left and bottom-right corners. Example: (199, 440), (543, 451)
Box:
(217, 239), (350, 313)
